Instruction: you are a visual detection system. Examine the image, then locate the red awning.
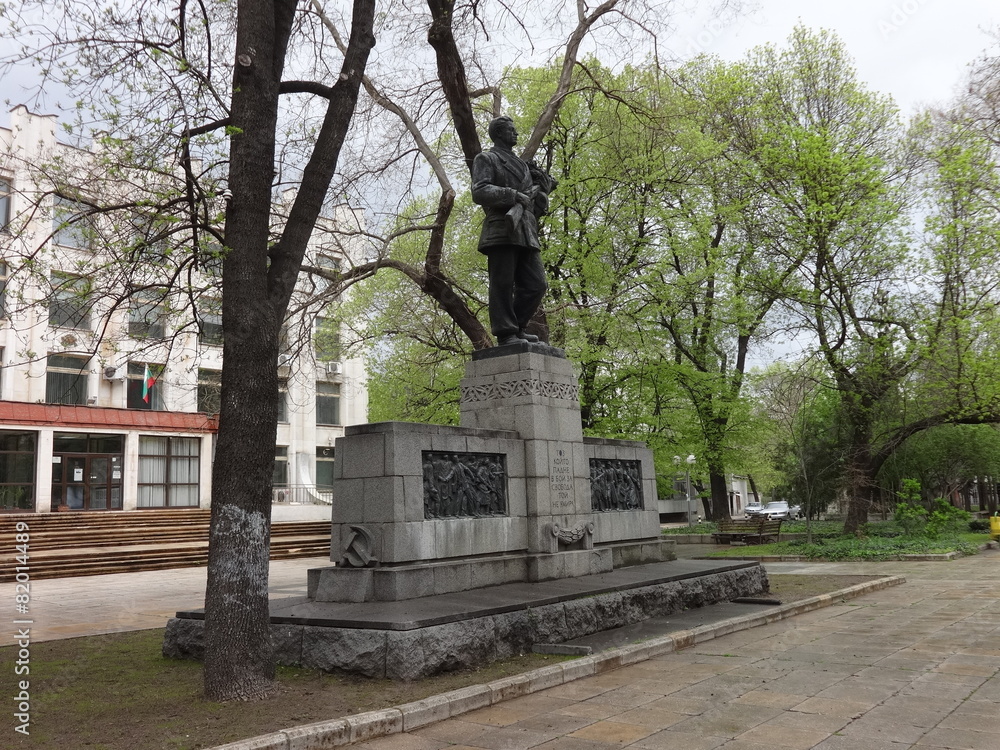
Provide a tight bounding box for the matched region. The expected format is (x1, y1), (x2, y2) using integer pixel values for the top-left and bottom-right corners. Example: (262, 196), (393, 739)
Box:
(0, 401), (219, 433)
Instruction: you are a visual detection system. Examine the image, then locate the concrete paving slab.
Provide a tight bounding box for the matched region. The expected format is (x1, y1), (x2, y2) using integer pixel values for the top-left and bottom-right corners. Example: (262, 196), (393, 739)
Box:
(5, 542), (1000, 750)
(220, 549), (995, 750)
(0, 554), (330, 645)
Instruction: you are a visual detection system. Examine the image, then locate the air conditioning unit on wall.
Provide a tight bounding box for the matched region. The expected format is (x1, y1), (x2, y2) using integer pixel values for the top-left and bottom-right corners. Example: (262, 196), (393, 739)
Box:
(325, 361), (342, 376)
(277, 353), (293, 368)
(102, 366), (125, 382)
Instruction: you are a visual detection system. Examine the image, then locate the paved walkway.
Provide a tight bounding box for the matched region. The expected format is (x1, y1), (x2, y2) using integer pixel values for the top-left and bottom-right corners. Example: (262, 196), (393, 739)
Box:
(3, 549), (999, 749)
(363, 552), (1000, 750)
(0, 555), (330, 646)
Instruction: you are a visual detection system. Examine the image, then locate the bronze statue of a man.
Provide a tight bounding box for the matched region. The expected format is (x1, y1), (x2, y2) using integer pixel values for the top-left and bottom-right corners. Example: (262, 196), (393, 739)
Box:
(472, 116), (557, 346)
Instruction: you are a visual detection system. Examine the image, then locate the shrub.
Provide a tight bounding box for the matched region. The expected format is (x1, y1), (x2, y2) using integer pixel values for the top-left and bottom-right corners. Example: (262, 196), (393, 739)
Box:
(894, 502), (928, 536)
(925, 498), (972, 539)
(969, 518), (990, 532)
(892, 498), (971, 539)
(897, 478), (922, 504)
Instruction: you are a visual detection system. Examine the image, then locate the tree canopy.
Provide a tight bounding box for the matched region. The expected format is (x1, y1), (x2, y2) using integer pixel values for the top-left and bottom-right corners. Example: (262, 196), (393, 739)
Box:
(359, 26), (1000, 528)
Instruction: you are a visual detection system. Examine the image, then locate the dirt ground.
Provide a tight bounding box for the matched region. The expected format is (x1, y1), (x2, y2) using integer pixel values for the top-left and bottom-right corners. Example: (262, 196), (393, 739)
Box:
(2, 573), (880, 750)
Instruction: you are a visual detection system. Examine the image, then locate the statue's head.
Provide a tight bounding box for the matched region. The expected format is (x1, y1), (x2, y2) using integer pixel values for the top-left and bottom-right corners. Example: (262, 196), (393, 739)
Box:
(488, 116), (517, 147)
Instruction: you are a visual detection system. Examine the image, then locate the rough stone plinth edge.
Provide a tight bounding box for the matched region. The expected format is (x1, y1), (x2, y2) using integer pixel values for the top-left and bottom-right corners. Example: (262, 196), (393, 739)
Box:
(204, 575), (904, 750)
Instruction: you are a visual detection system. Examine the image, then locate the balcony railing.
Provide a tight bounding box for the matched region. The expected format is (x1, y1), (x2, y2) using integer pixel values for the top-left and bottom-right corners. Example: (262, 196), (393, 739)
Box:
(271, 484), (333, 505)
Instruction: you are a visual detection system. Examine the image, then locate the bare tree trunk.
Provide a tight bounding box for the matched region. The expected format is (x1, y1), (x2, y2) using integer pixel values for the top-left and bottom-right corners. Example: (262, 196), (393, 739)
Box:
(843, 449), (877, 534)
(203, 0), (376, 702)
(202, 0), (296, 702)
(707, 471), (731, 522)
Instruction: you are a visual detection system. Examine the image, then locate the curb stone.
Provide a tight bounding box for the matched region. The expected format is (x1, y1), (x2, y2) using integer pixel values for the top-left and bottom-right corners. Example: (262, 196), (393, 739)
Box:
(206, 574), (905, 750)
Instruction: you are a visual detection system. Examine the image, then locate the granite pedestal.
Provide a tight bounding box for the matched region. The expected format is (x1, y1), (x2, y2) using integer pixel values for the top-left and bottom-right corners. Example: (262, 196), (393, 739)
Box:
(164, 342), (767, 677)
(165, 559), (768, 679)
(312, 342), (671, 602)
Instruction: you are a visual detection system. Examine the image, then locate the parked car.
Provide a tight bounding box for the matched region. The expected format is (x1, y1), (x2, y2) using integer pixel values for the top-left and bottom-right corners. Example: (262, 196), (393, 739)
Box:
(759, 501), (796, 520)
(743, 501), (764, 517)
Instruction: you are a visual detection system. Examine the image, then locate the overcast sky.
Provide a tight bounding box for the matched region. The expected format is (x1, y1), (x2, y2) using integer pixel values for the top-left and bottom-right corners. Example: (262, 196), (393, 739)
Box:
(670, 0), (998, 116)
(2, 0), (996, 128)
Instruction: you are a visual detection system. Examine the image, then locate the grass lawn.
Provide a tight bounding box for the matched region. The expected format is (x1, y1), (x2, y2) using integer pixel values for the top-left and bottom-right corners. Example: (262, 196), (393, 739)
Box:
(704, 532), (990, 560)
(663, 518), (992, 560)
(3, 629), (571, 750)
(0, 574), (871, 750)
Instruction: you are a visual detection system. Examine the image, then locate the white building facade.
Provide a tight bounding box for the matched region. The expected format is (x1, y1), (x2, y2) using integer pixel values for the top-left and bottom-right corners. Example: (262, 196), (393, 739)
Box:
(0, 106), (367, 514)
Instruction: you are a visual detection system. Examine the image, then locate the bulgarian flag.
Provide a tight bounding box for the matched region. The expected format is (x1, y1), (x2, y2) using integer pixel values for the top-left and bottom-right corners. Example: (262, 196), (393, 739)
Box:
(142, 364), (157, 403)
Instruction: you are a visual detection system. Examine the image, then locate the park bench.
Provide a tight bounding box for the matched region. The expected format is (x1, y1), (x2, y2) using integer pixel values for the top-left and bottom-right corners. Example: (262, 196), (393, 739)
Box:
(711, 517), (783, 545)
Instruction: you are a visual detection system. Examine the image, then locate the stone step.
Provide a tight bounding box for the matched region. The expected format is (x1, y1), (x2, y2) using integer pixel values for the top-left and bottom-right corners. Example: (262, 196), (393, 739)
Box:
(0, 508), (212, 531)
(0, 520), (330, 551)
(0, 510), (331, 581)
(1, 536), (331, 581)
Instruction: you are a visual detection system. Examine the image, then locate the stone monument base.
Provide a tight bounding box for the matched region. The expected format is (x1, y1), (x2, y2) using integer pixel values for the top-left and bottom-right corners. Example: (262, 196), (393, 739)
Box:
(308, 538), (676, 603)
(164, 559), (768, 679)
(164, 344), (767, 678)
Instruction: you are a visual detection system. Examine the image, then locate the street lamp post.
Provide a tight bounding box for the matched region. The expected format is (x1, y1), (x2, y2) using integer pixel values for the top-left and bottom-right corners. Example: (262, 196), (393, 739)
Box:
(686, 454), (696, 526)
(674, 454), (697, 527)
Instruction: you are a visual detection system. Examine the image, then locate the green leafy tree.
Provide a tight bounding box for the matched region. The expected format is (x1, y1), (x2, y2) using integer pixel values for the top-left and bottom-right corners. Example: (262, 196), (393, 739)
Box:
(880, 425), (1000, 508)
(755, 364), (844, 532)
(718, 27), (1000, 532)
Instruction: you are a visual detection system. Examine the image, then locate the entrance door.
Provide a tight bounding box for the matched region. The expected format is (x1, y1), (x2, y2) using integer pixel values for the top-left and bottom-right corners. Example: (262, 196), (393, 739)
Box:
(52, 454), (123, 510)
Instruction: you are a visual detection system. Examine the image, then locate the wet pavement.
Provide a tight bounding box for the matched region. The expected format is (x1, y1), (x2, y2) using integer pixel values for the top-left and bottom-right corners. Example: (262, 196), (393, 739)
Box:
(4, 545), (999, 749)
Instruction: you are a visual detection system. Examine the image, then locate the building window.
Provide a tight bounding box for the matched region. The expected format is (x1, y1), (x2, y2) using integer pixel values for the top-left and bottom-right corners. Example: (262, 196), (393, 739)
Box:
(316, 381), (341, 425)
(0, 261), (7, 318)
(137, 436), (200, 507)
(127, 362), (164, 410)
(46, 355), (89, 405)
(276, 378), (289, 423)
(273, 446), (288, 487)
(198, 241), (224, 278)
(0, 430), (35, 512)
(313, 253), (342, 294)
(314, 316), (341, 362)
(53, 432), (124, 454)
(50, 432), (124, 511)
(318, 253), (342, 274)
(52, 195), (92, 248)
(316, 446), (335, 488)
(49, 272), (92, 329)
(198, 299), (223, 346)
(0, 177), (10, 232)
(128, 289), (167, 339)
(129, 214), (170, 264)
(197, 368), (221, 414)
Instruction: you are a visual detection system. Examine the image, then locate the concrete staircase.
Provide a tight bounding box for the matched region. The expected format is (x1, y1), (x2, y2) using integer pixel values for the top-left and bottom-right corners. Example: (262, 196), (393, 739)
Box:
(0, 508), (331, 581)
